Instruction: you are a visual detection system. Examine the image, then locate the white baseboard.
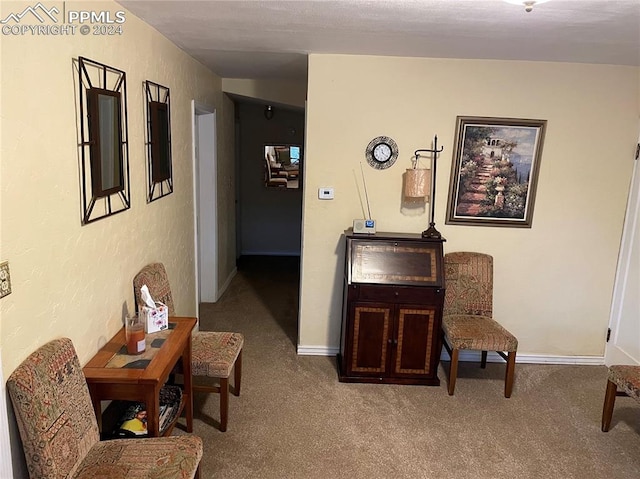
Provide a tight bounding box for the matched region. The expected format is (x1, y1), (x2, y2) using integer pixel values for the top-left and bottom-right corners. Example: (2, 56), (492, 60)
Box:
(217, 267), (237, 300)
(297, 345), (339, 356)
(439, 350), (605, 365)
(296, 346), (605, 365)
(241, 251), (300, 256)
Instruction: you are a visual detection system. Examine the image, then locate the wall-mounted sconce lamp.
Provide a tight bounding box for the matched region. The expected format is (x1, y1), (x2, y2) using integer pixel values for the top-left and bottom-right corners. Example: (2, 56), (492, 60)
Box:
(264, 105), (274, 120)
(408, 135), (444, 239)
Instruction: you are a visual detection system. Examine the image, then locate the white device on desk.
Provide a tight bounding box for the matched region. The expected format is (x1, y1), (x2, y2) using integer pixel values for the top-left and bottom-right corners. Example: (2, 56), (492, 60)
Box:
(353, 218), (376, 234)
(353, 163), (376, 234)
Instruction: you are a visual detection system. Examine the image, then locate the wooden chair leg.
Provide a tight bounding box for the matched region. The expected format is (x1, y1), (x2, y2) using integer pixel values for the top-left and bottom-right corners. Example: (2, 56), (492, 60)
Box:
(481, 351), (488, 368)
(504, 351), (516, 398)
(602, 379), (618, 432)
(219, 377), (229, 432)
(233, 350), (242, 397)
(448, 348), (459, 396)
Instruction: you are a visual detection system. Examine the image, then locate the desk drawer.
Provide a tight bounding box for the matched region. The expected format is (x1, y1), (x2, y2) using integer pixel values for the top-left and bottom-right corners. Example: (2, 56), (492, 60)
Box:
(352, 284), (442, 304)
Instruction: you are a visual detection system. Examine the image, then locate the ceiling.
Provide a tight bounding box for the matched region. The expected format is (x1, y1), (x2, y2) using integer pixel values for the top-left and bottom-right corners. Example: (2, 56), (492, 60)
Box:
(118, 0), (640, 81)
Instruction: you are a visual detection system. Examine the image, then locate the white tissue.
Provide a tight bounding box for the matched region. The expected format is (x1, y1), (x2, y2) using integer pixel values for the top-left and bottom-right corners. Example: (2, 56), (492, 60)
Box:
(140, 285), (157, 309)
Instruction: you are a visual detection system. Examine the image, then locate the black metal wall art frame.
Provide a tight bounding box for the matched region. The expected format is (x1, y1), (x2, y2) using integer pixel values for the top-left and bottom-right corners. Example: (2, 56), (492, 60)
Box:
(77, 56), (130, 225)
(144, 80), (173, 202)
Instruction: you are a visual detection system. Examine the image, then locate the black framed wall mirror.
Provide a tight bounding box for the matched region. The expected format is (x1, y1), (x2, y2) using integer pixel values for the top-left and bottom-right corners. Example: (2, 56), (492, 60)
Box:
(264, 144), (301, 189)
(145, 81), (173, 202)
(77, 56), (130, 225)
(87, 88), (124, 196)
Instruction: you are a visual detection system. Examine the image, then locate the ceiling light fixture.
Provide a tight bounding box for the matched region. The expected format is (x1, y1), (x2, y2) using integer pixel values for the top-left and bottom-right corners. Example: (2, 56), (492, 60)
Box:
(264, 105), (274, 120)
(504, 0), (552, 13)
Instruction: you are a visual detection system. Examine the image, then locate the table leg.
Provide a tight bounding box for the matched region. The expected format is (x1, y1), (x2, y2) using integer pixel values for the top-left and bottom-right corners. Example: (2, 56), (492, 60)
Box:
(89, 387), (102, 433)
(145, 388), (160, 437)
(182, 334), (194, 433)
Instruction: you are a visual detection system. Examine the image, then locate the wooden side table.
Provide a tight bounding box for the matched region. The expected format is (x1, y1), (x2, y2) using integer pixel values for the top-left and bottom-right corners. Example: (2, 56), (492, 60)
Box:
(83, 316), (196, 437)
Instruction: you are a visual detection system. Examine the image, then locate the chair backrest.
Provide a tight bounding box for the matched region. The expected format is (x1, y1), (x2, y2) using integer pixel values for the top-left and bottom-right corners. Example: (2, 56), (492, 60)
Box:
(134, 262), (176, 315)
(6, 338), (100, 479)
(443, 252), (493, 317)
(264, 155), (274, 179)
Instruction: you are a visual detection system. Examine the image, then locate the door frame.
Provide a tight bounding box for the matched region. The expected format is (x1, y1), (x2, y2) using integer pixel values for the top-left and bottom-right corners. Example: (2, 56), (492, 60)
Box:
(192, 101), (218, 316)
(604, 131), (640, 365)
(1, 350), (15, 478)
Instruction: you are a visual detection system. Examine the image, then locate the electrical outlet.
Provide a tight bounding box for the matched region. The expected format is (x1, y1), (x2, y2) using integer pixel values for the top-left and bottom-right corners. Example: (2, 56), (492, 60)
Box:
(0, 261), (11, 298)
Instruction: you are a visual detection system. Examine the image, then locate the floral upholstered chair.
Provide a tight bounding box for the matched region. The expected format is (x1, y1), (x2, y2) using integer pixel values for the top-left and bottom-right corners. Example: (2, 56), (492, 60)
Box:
(601, 365), (640, 431)
(441, 252), (518, 397)
(134, 263), (244, 432)
(6, 338), (202, 479)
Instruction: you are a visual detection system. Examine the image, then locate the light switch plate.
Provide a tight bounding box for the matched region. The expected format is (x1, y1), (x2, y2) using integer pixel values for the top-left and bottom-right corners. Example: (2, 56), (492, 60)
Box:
(0, 261), (11, 298)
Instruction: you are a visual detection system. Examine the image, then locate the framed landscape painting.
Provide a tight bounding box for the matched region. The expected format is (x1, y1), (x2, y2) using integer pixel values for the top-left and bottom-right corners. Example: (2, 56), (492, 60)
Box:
(445, 116), (547, 228)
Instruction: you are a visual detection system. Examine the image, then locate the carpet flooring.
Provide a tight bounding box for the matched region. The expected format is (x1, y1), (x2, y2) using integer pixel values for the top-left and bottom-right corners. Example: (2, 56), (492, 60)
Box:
(187, 256), (640, 479)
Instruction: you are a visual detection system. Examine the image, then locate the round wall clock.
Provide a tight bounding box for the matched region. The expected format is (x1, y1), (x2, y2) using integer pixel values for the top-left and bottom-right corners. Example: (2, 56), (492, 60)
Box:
(365, 136), (399, 170)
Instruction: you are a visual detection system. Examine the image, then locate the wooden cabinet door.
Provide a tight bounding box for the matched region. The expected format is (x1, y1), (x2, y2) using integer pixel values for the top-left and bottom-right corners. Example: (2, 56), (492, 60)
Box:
(346, 302), (392, 377)
(391, 305), (439, 378)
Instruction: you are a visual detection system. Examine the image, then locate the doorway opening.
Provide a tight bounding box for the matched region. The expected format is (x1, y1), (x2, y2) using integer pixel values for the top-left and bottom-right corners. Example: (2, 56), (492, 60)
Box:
(192, 101), (218, 314)
(234, 99), (305, 345)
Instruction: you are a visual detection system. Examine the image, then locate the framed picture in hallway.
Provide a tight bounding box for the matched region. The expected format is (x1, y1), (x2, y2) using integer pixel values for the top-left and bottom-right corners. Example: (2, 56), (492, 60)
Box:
(445, 116), (547, 228)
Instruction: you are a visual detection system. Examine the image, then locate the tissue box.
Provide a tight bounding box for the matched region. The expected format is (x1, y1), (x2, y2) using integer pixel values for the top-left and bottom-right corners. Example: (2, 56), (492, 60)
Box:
(141, 301), (169, 333)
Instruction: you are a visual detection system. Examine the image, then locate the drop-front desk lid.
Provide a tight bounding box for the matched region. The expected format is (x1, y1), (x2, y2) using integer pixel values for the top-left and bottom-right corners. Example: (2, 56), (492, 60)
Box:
(345, 231), (445, 287)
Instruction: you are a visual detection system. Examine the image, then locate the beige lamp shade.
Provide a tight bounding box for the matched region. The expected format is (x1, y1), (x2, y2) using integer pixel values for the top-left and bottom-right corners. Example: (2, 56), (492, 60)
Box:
(404, 168), (431, 198)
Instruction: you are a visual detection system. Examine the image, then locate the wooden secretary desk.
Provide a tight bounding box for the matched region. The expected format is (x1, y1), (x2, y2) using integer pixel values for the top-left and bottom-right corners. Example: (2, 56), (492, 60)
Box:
(337, 232), (445, 385)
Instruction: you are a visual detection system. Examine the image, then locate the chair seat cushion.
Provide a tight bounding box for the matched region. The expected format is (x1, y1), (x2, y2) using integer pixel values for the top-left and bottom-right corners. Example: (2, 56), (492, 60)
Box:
(608, 365), (640, 402)
(192, 332), (244, 378)
(74, 435), (202, 479)
(443, 314), (518, 352)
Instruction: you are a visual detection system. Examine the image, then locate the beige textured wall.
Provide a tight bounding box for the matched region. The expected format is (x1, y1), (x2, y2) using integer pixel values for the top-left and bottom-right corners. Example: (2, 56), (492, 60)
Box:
(222, 78), (307, 108)
(237, 102), (304, 255)
(0, 1), (225, 378)
(301, 54), (639, 357)
(218, 92), (238, 290)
